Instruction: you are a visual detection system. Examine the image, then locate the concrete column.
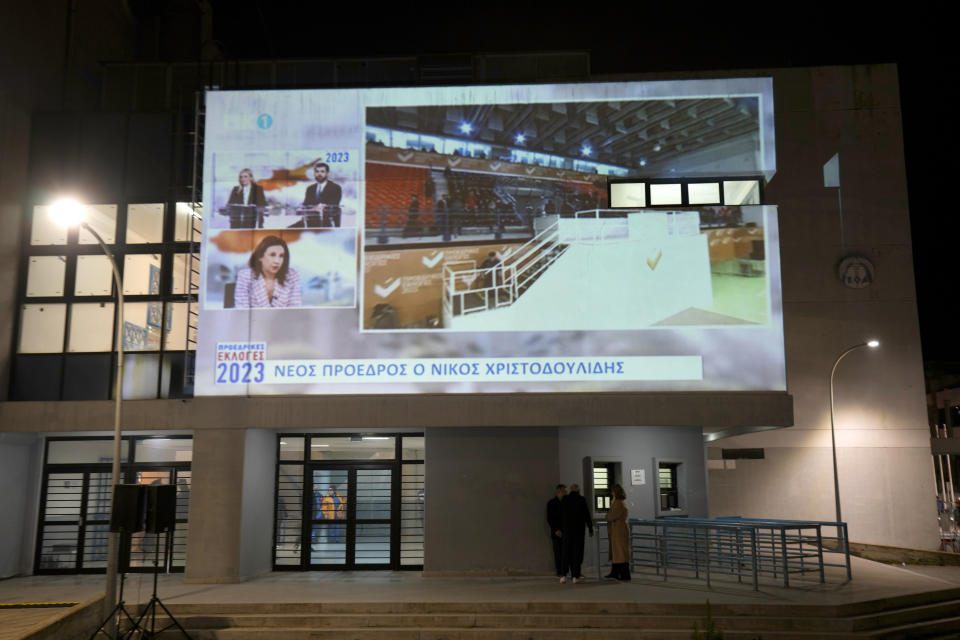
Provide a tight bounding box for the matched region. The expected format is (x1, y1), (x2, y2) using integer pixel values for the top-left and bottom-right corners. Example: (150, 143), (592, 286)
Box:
(0, 433), (42, 578)
(184, 429), (245, 582)
(238, 429), (275, 578)
(184, 428), (275, 582)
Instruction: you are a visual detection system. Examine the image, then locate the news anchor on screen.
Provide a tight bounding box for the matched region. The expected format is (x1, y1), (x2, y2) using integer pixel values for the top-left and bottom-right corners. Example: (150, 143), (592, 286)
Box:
(226, 168), (268, 228)
(301, 161), (342, 227)
(234, 236), (302, 308)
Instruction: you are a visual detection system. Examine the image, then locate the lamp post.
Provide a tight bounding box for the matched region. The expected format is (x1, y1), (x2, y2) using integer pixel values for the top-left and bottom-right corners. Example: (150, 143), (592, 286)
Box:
(829, 340), (879, 526)
(51, 200), (125, 624)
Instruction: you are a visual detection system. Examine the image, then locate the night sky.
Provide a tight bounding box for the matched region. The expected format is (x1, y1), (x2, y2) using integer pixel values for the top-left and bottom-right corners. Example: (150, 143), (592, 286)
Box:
(208, 6), (954, 370)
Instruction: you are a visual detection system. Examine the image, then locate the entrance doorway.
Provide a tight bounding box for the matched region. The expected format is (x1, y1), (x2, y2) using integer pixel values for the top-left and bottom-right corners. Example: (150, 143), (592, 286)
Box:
(307, 465), (392, 568)
(273, 434), (424, 571)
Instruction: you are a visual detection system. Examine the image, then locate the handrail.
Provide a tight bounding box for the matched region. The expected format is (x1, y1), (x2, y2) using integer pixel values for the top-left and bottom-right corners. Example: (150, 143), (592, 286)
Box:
(442, 218), (563, 319)
(593, 517), (852, 590)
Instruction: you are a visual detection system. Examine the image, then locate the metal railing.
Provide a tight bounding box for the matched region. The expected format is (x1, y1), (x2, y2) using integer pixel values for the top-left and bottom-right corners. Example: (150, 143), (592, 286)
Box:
(441, 218), (565, 320)
(594, 517), (851, 591)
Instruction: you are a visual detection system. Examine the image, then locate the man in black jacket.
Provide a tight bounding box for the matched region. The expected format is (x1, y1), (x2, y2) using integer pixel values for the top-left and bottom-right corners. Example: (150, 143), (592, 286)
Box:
(546, 484), (566, 578)
(560, 483), (593, 583)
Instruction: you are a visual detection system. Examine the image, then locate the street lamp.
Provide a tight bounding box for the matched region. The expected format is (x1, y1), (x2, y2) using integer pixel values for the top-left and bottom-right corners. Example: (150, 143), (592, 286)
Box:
(829, 340), (879, 527)
(51, 199), (125, 623)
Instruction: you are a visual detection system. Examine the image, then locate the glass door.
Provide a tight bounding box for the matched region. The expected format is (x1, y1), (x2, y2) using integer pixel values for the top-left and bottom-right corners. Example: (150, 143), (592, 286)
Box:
(307, 465), (393, 569)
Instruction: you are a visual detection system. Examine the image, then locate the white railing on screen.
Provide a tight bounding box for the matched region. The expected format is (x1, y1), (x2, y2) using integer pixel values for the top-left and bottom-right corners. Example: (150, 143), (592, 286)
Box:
(441, 218), (564, 319)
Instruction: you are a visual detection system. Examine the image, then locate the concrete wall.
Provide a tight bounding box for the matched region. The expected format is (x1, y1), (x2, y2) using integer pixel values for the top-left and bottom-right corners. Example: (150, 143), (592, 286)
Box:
(0, 1), (137, 400)
(424, 427), (559, 574)
(558, 425), (707, 572)
(0, 392), (793, 432)
(424, 425), (708, 575)
(558, 425), (708, 520)
(706, 65), (938, 549)
(0, 97), (30, 399)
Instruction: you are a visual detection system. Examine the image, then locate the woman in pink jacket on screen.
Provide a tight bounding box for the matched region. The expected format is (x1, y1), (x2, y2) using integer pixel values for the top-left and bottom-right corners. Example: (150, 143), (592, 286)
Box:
(234, 235), (302, 308)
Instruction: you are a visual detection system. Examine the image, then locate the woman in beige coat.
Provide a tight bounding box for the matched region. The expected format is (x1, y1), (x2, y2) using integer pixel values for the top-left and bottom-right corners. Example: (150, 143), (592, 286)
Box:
(605, 484), (631, 581)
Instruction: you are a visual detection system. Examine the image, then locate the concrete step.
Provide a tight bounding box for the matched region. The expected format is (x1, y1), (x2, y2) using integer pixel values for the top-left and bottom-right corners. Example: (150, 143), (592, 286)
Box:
(155, 628), (883, 640)
(869, 615), (960, 640)
(139, 591), (960, 640)
(849, 599), (960, 631)
(158, 612), (856, 632)
(157, 587), (960, 618)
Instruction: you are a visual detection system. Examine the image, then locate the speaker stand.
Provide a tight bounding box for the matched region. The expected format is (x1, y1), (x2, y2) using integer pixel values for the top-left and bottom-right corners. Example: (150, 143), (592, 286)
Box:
(88, 536), (138, 639)
(89, 532), (193, 639)
(121, 531), (192, 639)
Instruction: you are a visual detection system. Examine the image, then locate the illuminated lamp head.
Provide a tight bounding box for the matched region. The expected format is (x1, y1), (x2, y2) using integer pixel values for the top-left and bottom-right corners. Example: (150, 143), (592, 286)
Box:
(459, 122), (473, 135)
(50, 198), (86, 228)
(249, 235), (290, 285)
(867, 340), (879, 348)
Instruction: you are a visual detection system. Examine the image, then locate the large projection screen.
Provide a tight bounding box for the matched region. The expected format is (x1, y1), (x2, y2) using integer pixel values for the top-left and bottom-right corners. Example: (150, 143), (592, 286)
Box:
(196, 78), (783, 396)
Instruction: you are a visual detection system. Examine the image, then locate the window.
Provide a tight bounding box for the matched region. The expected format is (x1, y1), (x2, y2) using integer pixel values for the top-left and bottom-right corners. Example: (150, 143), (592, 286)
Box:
(658, 462), (680, 511)
(593, 462), (617, 512)
(609, 182), (646, 208)
(77, 205), (117, 244)
(723, 180), (760, 205)
(123, 254), (162, 295)
(688, 182), (721, 204)
(15, 197), (201, 400)
(174, 203), (202, 242)
(26, 257), (66, 297)
(126, 203), (164, 243)
(75, 255), (113, 296)
(19, 304), (66, 353)
(649, 183), (682, 205)
(36, 436), (191, 574)
(67, 303), (115, 352)
(31, 205), (68, 245)
(609, 176), (764, 209)
(309, 436), (396, 460)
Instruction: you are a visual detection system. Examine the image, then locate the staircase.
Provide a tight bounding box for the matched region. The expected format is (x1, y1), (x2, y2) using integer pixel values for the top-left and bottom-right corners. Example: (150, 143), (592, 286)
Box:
(144, 589), (960, 639)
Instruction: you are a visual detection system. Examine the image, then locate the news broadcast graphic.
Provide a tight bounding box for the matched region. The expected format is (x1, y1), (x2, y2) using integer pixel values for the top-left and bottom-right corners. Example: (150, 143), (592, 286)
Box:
(197, 78), (783, 395)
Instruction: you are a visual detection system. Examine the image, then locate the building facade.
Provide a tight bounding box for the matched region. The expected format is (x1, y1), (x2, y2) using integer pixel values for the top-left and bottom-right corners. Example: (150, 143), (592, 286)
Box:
(0, 51), (938, 581)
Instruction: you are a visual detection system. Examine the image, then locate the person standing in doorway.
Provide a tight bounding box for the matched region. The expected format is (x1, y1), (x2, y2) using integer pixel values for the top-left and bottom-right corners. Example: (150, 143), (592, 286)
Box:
(546, 484), (566, 578)
(321, 486), (345, 543)
(560, 483), (593, 583)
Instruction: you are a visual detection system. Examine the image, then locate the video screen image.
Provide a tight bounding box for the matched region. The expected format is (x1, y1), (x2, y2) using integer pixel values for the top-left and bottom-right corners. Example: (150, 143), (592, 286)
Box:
(196, 79), (783, 395)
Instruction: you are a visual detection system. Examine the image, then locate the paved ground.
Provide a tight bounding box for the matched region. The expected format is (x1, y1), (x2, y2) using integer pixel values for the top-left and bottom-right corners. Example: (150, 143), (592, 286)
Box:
(2, 558), (960, 639)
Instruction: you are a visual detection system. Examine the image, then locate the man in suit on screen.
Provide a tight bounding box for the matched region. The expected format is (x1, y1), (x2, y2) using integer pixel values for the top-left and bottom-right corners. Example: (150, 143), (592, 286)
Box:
(302, 161), (343, 227)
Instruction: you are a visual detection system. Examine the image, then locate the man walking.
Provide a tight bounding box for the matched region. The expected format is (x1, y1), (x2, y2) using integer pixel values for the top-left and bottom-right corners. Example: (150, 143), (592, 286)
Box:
(560, 483), (593, 583)
(546, 484), (566, 578)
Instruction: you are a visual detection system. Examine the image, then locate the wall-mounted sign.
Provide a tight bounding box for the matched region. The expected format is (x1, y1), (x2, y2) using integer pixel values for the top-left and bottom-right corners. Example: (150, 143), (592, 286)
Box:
(631, 469), (646, 486)
(837, 255), (874, 289)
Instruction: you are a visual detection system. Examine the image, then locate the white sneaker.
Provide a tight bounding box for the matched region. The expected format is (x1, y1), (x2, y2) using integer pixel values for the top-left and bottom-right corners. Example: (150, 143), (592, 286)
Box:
(559, 576), (567, 584)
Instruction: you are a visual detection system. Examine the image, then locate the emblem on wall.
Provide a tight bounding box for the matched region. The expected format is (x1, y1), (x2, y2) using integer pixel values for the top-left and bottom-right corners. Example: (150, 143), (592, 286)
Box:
(837, 255), (874, 289)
